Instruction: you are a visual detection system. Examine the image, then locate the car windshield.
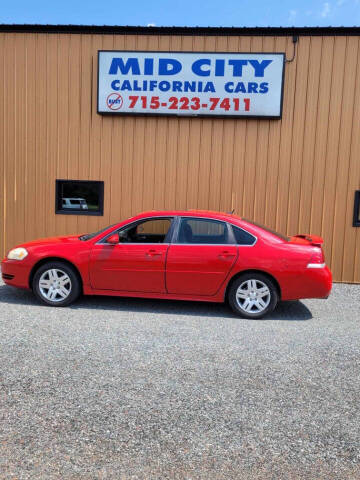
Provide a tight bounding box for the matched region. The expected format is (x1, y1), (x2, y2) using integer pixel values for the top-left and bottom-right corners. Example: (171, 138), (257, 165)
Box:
(79, 224), (117, 241)
(243, 219), (289, 242)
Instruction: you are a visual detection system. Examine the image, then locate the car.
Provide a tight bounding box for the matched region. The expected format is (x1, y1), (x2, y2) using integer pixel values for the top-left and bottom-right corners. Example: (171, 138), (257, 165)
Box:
(1, 210), (332, 319)
(62, 197), (88, 210)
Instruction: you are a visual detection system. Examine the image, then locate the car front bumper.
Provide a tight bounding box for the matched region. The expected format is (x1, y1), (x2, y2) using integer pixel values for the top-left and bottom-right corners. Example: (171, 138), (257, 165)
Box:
(1, 258), (32, 289)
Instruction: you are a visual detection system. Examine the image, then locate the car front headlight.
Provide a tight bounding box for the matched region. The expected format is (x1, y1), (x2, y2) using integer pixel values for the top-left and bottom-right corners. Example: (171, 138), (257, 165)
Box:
(7, 247), (28, 260)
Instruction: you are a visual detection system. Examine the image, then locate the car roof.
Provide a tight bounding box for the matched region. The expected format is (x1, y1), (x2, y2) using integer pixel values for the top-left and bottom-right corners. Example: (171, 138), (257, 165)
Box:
(64, 197), (86, 201)
(134, 209), (242, 221)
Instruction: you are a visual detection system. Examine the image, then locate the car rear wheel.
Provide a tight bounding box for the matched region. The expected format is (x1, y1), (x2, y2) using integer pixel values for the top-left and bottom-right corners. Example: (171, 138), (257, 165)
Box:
(32, 261), (81, 307)
(228, 273), (279, 319)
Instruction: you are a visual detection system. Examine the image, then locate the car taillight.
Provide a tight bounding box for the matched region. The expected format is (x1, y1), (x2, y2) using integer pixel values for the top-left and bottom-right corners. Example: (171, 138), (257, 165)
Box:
(307, 248), (325, 268)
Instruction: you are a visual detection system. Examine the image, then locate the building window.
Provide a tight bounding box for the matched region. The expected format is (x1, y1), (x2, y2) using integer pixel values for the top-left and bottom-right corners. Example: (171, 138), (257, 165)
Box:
(353, 191), (360, 227)
(55, 180), (104, 216)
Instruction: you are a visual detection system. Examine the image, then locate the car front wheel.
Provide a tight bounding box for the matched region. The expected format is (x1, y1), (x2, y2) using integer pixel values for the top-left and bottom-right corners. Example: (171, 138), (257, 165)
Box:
(32, 261), (81, 307)
(228, 273), (279, 319)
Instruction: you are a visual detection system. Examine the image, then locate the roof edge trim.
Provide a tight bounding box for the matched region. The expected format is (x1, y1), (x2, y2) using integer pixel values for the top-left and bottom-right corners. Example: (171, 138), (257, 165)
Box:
(0, 24), (360, 36)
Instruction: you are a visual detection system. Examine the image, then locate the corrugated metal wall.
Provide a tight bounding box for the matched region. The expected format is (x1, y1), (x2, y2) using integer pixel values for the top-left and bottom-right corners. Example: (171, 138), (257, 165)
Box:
(0, 32), (359, 282)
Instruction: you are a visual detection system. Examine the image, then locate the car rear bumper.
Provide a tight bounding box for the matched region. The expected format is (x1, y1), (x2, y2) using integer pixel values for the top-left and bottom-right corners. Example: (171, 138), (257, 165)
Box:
(282, 265), (333, 301)
(306, 265), (333, 298)
(1, 258), (31, 289)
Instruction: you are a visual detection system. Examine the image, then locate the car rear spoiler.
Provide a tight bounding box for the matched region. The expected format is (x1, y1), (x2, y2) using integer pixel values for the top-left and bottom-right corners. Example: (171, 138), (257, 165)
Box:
(294, 234), (324, 247)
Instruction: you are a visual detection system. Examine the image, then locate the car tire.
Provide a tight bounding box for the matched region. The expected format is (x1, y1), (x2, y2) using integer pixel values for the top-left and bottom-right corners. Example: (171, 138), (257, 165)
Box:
(228, 273), (279, 319)
(32, 261), (81, 307)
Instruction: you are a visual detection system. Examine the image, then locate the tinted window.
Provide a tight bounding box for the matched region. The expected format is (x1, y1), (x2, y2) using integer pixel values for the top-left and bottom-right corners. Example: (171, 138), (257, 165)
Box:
(232, 226), (256, 245)
(177, 218), (228, 244)
(118, 218), (172, 243)
(79, 224), (117, 241)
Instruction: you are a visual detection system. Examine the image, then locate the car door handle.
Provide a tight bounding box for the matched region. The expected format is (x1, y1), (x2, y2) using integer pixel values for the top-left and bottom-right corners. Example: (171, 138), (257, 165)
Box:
(218, 251), (236, 259)
(146, 249), (162, 257)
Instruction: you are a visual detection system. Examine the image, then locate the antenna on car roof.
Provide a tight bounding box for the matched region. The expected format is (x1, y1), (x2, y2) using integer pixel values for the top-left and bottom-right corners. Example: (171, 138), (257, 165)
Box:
(228, 209), (235, 214)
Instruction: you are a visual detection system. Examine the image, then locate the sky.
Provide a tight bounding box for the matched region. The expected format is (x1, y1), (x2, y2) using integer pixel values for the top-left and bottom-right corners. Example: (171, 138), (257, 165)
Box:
(0, 0), (359, 27)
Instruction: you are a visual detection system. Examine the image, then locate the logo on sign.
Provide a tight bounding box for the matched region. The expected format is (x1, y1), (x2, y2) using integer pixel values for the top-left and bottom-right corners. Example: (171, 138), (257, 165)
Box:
(107, 93), (123, 110)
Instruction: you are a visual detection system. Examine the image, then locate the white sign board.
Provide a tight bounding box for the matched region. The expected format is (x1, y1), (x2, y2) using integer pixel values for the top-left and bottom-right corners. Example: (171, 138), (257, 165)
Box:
(97, 51), (285, 118)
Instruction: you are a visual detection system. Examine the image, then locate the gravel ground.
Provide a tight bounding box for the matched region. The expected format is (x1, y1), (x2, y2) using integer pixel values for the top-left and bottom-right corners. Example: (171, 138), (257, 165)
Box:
(0, 279), (359, 480)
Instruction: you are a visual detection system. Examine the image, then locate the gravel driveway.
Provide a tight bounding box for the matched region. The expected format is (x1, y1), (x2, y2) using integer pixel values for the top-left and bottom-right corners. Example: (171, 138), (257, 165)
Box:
(0, 279), (359, 479)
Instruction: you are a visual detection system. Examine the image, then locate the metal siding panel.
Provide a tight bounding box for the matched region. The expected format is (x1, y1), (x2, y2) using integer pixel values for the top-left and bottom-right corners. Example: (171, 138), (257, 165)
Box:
(109, 34), (126, 224)
(0, 33), (4, 257)
(264, 37), (286, 230)
(45, 34), (59, 238)
(174, 36), (192, 210)
(230, 36), (251, 217)
(185, 36), (204, 210)
(197, 35), (216, 209)
(298, 36), (323, 235)
(310, 37), (334, 238)
(253, 37), (275, 225)
(153, 35), (171, 211)
(342, 39), (360, 283)
(77, 34), (94, 234)
(276, 36), (299, 235)
(286, 37), (311, 236)
(321, 37), (347, 268)
(14, 34), (27, 247)
(207, 36), (228, 211)
(56, 34), (70, 236)
(66, 33), (82, 234)
(100, 34), (115, 226)
(4, 34), (16, 252)
(219, 36), (239, 213)
(331, 37), (359, 280)
(1, 32), (360, 283)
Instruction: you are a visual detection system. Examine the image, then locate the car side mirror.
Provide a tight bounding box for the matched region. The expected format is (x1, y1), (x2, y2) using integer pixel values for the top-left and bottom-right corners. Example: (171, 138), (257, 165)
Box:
(107, 233), (119, 245)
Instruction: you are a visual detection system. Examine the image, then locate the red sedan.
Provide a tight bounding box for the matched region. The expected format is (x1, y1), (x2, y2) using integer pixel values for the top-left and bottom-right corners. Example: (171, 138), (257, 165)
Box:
(1, 210), (332, 319)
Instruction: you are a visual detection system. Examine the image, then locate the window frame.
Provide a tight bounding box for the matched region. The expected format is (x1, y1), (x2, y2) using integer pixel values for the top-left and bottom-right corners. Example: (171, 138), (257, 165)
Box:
(55, 179), (104, 216)
(353, 191), (360, 227)
(99, 216), (176, 244)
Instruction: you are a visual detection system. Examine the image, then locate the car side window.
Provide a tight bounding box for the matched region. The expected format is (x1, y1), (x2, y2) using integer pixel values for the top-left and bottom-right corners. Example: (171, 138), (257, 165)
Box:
(117, 218), (173, 244)
(177, 218), (229, 244)
(231, 225), (256, 246)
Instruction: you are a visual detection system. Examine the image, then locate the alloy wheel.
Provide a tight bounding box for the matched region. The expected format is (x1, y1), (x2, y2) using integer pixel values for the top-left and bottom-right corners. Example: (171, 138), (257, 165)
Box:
(38, 268), (72, 302)
(235, 279), (271, 314)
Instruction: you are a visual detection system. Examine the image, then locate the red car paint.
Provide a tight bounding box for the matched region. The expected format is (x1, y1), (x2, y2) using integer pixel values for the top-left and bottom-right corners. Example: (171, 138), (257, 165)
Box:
(1, 210), (332, 303)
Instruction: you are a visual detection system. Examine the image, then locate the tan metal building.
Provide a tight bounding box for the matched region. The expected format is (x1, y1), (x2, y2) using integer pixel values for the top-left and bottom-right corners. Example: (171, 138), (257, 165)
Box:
(0, 25), (359, 282)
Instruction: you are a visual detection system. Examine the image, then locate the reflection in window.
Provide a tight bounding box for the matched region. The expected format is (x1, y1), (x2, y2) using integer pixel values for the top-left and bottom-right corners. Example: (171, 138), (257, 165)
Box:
(118, 218), (172, 243)
(56, 180), (104, 216)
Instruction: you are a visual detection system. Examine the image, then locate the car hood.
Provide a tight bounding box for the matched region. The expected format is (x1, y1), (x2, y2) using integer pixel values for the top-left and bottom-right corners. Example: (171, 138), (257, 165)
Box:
(17, 235), (83, 249)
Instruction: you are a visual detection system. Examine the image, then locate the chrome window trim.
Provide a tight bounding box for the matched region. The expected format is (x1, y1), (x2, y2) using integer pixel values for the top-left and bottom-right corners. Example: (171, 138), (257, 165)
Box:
(97, 243), (171, 246)
(96, 214), (258, 247)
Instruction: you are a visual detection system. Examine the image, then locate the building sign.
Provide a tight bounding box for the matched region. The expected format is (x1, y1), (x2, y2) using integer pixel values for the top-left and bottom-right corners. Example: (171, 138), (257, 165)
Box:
(97, 51), (285, 118)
